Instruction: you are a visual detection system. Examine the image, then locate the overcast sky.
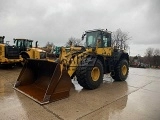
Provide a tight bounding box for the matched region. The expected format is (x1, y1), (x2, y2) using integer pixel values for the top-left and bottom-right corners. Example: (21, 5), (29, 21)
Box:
(0, 0), (160, 56)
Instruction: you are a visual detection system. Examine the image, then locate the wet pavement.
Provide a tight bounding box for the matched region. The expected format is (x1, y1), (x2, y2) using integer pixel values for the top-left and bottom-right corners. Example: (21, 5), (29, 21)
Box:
(0, 67), (160, 120)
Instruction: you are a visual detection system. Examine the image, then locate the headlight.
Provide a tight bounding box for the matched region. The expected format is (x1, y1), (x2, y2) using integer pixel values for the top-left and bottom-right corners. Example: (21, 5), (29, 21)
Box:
(40, 52), (46, 59)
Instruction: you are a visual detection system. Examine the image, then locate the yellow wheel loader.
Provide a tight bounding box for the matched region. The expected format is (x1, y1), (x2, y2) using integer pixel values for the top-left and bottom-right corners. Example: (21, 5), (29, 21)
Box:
(13, 38), (47, 63)
(0, 36), (23, 65)
(14, 29), (129, 104)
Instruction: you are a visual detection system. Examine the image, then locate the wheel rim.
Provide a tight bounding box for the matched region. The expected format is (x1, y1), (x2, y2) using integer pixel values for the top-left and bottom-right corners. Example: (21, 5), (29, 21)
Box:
(122, 65), (127, 76)
(91, 67), (100, 81)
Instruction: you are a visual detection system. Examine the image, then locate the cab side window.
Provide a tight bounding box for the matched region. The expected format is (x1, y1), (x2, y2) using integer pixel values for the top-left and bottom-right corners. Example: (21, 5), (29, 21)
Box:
(103, 36), (108, 47)
(103, 34), (111, 47)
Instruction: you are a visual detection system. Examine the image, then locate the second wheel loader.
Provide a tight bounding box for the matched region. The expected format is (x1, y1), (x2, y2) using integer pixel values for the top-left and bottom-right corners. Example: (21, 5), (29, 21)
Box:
(14, 29), (129, 104)
(0, 36), (23, 65)
(13, 38), (47, 62)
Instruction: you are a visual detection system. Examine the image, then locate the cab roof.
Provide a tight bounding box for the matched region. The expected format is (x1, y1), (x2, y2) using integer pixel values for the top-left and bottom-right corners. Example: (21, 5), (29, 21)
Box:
(14, 38), (33, 42)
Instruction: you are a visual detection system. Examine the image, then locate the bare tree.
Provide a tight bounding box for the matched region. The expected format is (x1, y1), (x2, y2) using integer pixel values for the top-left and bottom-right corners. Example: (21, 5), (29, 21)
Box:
(154, 48), (160, 56)
(112, 29), (131, 50)
(42, 42), (55, 53)
(45, 42), (54, 48)
(66, 37), (82, 47)
(153, 48), (160, 68)
(145, 48), (154, 57)
(145, 47), (154, 67)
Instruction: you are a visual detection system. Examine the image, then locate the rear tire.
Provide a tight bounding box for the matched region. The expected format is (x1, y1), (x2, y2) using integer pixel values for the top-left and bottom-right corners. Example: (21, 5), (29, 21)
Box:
(76, 58), (103, 90)
(111, 59), (129, 81)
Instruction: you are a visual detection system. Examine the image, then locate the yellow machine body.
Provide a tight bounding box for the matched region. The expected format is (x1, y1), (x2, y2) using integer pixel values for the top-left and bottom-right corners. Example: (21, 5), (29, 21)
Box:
(23, 48), (47, 59)
(13, 38), (47, 60)
(0, 39), (23, 64)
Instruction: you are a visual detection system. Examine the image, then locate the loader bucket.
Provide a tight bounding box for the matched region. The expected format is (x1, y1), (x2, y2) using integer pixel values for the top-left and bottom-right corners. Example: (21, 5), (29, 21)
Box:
(14, 59), (72, 105)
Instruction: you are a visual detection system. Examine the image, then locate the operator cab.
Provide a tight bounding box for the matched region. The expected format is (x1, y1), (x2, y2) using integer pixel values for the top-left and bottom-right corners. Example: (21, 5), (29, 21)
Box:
(83, 29), (111, 48)
(14, 39), (33, 51)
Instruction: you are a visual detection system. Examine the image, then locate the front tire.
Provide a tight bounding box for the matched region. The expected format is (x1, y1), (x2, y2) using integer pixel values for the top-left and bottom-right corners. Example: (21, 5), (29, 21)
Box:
(76, 59), (103, 90)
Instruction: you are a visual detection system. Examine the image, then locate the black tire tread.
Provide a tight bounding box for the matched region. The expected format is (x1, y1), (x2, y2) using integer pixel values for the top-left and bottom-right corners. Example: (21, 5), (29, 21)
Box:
(112, 59), (129, 81)
(76, 57), (103, 90)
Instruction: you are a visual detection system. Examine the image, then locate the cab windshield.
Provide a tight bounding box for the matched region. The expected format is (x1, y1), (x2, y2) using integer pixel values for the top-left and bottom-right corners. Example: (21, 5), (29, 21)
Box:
(85, 31), (101, 47)
(85, 31), (111, 48)
(15, 39), (33, 48)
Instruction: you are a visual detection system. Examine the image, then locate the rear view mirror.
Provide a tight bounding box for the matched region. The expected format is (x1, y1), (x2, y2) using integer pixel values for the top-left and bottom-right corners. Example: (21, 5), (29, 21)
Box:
(13, 39), (16, 43)
(82, 33), (86, 40)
